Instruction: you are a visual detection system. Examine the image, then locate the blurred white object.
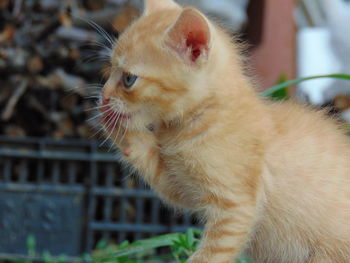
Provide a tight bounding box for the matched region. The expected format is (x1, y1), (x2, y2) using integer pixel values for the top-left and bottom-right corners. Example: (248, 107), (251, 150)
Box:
(178, 0), (248, 31)
(297, 28), (340, 105)
(297, 0), (350, 104)
(321, 0), (350, 101)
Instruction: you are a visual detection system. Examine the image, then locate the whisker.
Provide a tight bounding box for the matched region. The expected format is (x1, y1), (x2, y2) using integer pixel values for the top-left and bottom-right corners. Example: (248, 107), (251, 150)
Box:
(89, 110), (115, 139)
(102, 111), (118, 132)
(108, 114), (121, 152)
(108, 131), (118, 152)
(89, 122), (106, 139)
(81, 53), (111, 64)
(119, 118), (129, 145)
(87, 19), (115, 47)
(85, 103), (115, 112)
(85, 91), (101, 96)
(86, 107), (114, 122)
(107, 113), (121, 146)
(86, 112), (105, 123)
(85, 83), (104, 88)
(89, 52), (110, 59)
(91, 41), (112, 53)
(85, 96), (100, 100)
(114, 113), (125, 146)
(99, 112), (120, 147)
(79, 40), (111, 64)
(84, 91), (101, 96)
(84, 40), (112, 50)
(85, 19), (115, 47)
(86, 104), (111, 111)
(80, 50), (111, 63)
(90, 127), (104, 140)
(74, 16), (115, 47)
(84, 95), (100, 100)
(99, 49), (112, 57)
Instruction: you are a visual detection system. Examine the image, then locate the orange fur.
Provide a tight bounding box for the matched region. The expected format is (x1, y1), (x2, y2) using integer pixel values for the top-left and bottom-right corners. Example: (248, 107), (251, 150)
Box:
(99, 0), (350, 262)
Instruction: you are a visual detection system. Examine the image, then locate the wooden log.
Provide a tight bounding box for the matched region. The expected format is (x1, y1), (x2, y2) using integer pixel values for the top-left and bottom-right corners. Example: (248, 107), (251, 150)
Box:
(0, 0), (10, 10)
(4, 125), (26, 137)
(26, 56), (44, 74)
(83, 0), (106, 11)
(0, 24), (16, 42)
(0, 0), (125, 139)
(1, 79), (28, 121)
(36, 68), (86, 95)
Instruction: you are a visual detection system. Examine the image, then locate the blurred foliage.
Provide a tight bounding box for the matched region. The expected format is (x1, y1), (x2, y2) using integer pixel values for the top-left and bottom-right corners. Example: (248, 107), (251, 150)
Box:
(88, 228), (253, 262)
(8, 231), (253, 263)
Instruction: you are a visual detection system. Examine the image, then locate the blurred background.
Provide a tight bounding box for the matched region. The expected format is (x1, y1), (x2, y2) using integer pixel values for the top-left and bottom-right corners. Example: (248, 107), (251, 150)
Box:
(0, 0), (349, 262)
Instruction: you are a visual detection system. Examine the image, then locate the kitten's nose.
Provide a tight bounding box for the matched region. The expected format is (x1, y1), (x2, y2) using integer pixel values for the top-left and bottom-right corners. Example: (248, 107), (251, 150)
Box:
(102, 97), (110, 105)
(102, 78), (117, 104)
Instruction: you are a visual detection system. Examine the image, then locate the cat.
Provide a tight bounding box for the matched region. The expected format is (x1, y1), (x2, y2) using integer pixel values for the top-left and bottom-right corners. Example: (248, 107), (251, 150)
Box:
(98, 0), (350, 262)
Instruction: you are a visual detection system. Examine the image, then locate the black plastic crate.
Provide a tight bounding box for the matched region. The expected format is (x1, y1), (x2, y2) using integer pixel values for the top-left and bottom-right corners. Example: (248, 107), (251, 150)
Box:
(0, 136), (196, 258)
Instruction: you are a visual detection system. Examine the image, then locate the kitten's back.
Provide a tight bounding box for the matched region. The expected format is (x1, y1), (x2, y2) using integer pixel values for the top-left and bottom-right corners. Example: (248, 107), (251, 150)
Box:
(255, 101), (350, 262)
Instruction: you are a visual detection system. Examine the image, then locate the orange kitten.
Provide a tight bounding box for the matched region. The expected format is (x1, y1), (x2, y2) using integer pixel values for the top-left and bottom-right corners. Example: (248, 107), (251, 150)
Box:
(98, 0), (350, 262)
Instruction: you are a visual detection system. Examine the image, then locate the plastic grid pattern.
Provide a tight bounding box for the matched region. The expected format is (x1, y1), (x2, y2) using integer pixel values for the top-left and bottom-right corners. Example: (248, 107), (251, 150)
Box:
(0, 136), (196, 258)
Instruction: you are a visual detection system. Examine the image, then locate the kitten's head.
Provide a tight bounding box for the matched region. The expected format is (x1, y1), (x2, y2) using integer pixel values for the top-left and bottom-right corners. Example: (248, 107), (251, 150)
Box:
(100, 0), (229, 131)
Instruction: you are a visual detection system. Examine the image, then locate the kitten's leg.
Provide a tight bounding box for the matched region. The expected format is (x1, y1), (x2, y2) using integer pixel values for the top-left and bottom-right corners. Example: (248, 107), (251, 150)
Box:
(112, 128), (162, 184)
(188, 199), (257, 263)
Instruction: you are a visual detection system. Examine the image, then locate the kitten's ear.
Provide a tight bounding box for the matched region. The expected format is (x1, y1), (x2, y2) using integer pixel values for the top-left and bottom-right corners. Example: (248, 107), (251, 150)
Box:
(166, 8), (211, 63)
(144, 0), (179, 15)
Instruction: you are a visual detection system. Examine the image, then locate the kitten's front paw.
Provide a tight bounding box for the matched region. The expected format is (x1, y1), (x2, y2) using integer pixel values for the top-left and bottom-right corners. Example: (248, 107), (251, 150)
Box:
(117, 129), (157, 160)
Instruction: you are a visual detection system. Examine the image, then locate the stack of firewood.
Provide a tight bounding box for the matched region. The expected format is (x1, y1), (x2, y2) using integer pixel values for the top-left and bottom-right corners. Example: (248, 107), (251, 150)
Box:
(0, 0), (140, 139)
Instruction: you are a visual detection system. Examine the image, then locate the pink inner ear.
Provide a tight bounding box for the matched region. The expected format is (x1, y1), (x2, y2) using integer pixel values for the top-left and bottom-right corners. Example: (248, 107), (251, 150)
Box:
(186, 31), (208, 62)
(167, 8), (210, 63)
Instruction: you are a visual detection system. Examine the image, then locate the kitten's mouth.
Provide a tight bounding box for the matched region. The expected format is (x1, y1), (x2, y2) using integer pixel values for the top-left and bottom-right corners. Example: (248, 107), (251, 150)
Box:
(99, 105), (131, 130)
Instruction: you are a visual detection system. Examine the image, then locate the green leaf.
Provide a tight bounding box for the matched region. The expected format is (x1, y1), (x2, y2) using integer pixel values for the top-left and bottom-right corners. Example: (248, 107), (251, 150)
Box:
(269, 75), (290, 100)
(186, 228), (195, 248)
(56, 254), (67, 263)
(96, 239), (109, 250)
(178, 234), (188, 248)
(261, 74), (350, 98)
(42, 251), (53, 263)
(172, 240), (184, 248)
(191, 228), (203, 237)
(26, 235), (36, 257)
(97, 233), (181, 262)
(79, 253), (92, 263)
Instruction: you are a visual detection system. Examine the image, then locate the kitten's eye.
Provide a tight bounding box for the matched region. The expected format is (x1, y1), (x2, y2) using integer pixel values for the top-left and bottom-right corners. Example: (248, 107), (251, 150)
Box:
(122, 73), (138, 90)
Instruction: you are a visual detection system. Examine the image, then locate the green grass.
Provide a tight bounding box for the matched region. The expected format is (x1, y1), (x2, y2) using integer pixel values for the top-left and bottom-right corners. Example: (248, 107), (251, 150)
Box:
(9, 231), (253, 263)
(91, 228), (251, 263)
